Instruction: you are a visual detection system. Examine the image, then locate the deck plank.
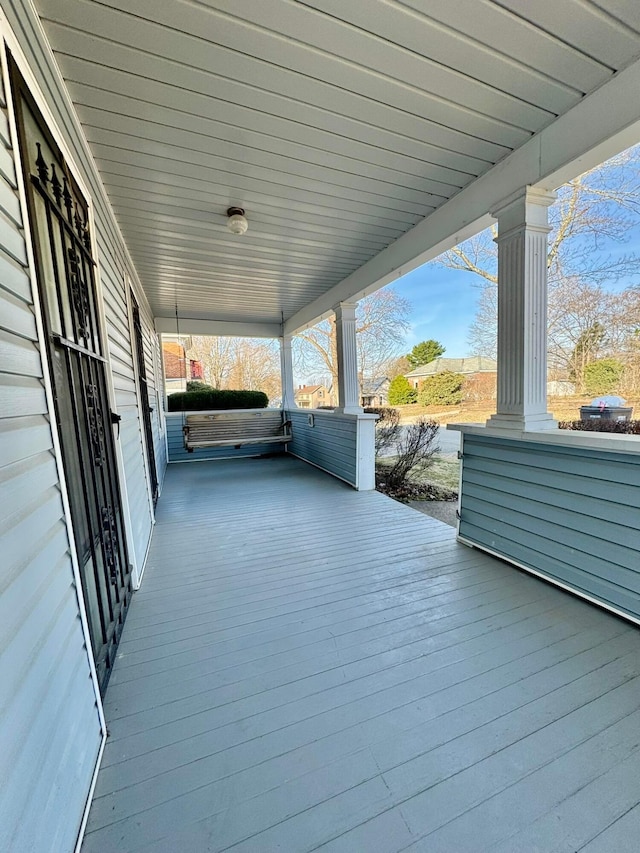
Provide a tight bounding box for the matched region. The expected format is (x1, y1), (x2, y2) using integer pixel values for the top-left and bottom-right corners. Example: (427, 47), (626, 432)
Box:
(83, 456), (640, 852)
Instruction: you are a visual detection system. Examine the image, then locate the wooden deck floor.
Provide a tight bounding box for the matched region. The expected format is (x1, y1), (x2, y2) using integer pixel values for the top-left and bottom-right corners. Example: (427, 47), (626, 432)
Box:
(83, 456), (640, 852)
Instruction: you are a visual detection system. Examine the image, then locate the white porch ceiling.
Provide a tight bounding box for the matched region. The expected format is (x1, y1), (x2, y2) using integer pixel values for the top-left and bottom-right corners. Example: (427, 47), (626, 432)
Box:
(35, 0), (640, 332)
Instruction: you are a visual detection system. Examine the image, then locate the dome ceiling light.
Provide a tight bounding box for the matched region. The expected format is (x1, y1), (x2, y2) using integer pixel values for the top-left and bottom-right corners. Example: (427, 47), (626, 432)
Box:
(226, 206), (248, 235)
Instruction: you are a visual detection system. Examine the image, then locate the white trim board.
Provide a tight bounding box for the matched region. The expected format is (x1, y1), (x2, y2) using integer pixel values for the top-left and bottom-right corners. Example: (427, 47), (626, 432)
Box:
(155, 316), (282, 338)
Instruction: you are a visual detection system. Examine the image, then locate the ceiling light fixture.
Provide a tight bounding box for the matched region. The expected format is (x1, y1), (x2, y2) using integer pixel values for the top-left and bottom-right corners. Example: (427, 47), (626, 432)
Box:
(226, 206), (248, 235)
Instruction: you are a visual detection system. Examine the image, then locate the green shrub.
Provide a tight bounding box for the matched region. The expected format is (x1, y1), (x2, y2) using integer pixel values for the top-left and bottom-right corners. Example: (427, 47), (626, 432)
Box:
(186, 380), (214, 392)
(417, 371), (464, 406)
(559, 419), (640, 434)
(583, 358), (624, 396)
(388, 375), (417, 405)
(168, 389), (269, 411)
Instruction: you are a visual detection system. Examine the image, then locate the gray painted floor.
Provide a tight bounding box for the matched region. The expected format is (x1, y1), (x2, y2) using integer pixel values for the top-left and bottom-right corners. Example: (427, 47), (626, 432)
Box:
(83, 456), (640, 852)
(408, 498), (458, 528)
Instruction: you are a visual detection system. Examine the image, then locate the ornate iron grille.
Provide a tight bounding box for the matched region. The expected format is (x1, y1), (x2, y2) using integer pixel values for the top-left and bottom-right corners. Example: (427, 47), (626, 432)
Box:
(11, 58), (132, 693)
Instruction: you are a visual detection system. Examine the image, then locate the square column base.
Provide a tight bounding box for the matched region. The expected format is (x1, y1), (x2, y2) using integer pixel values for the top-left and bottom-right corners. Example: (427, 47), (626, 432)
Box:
(486, 412), (558, 431)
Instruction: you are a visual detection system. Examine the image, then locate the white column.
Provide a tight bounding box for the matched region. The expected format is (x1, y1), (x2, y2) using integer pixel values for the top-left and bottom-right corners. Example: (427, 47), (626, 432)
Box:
(487, 187), (558, 432)
(279, 334), (296, 410)
(334, 301), (362, 414)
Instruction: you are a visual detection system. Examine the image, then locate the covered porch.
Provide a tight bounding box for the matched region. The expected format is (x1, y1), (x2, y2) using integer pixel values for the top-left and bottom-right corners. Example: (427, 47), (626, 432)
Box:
(84, 456), (640, 852)
(3, 3), (640, 851)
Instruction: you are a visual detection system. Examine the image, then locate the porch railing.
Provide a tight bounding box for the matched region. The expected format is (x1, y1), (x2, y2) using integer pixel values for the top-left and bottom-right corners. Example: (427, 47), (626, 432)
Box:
(165, 407), (377, 490)
(455, 425), (640, 623)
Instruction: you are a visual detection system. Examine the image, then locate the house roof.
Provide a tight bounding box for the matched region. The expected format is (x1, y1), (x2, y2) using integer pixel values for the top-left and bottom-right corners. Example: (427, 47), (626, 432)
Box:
(35, 2), (640, 337)
(361, 377), (389, 394)
(296, 385), (323, 394)
(406, 357), (498, 378)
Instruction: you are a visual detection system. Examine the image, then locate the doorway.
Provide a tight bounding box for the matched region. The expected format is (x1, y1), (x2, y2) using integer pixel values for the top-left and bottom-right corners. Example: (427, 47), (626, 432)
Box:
(131, 293), (159, 505)
(10, 58), (132, 693)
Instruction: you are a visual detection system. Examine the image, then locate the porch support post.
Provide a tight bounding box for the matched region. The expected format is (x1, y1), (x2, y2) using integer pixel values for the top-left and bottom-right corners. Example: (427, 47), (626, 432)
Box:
(487, 187), (558, 431)
(279, 334), (296, 409)
(334, 301), (362, 414)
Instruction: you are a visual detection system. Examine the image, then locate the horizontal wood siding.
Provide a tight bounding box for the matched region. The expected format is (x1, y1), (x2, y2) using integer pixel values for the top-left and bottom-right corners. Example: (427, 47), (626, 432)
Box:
(100, 240), (151, 568)
(0, 70), (102, 852)
(287, 409), (358, 486)
(459, 433), (640, 620)
(166, 411), (286, 462)
(5, 0), (160, 573)
(143, 319), (166, 486)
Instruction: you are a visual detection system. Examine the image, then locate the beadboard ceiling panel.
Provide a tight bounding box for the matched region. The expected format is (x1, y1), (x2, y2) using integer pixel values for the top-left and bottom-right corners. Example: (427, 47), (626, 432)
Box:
(34, 0), (640, 329)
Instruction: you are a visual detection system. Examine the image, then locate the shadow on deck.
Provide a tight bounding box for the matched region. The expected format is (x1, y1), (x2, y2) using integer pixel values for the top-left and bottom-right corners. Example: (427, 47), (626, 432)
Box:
(84, 455), (640, 852)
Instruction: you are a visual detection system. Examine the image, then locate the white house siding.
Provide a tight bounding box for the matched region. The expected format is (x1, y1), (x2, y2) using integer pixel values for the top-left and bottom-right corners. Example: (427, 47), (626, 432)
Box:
(0, 64), (103, 853)
(3, 0), (163, 572)
(97, 233), (151, 570)
(141, 306), (166, 488)
(0, 1), (167, 849)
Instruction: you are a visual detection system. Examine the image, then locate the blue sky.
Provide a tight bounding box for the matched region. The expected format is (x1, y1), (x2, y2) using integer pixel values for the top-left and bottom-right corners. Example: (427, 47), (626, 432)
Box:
(392, 218), (640, 360)
(392, 262), (481, 358)
(387, 142), (640, 360)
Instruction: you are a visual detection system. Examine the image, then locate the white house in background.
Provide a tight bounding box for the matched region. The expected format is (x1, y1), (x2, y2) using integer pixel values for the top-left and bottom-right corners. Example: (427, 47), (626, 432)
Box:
(2, 2), (640, 851)
(548, 379), (577, 396)
(406, 356), (498, 389)
(361, 376), (390, 407)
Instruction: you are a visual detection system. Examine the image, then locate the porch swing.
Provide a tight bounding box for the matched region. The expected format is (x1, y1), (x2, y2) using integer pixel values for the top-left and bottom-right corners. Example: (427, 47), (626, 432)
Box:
(172, 305), (292, 453)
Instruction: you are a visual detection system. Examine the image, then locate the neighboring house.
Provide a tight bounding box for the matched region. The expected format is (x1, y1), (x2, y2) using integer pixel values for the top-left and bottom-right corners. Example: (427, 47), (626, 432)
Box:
(405, 356), (498, 389)
(295, 384), (330, 408)
(548, 380), (577, 396)
(162, 336), (203, 394)
(361, 377), (390, 407)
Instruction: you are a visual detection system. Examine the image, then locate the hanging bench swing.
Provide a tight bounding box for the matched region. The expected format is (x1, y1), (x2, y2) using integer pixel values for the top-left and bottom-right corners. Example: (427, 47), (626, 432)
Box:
(173, 305), (292, 453)
(183, 410), (292, 452)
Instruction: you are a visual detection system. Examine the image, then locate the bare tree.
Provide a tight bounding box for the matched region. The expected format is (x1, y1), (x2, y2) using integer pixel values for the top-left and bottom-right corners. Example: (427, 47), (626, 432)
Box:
(227, 339), (281, 400)
(381, 418), (440, 491)
(365, 406), (401, 458)
(186, 336), (281, 401)
(438, 145), (640, 369)
(294, 287), (411, 392)
(616, 286), (640, 394)
(188, 335), (235, 388)
(383, 354), (411, 379)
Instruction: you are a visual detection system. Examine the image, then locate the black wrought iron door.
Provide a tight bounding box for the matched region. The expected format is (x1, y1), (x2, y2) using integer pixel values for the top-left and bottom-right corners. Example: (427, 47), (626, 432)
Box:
(10, 59), (131, 693)
(131, 294), (159, 505)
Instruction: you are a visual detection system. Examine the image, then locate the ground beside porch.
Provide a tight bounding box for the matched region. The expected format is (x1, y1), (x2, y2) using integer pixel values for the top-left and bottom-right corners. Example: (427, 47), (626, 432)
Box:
(83, 456), (640, 852)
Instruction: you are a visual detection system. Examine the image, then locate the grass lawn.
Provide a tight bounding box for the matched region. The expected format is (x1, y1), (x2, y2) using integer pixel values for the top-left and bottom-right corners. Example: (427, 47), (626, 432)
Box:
(392, 395), (640, 426)
(376, 394), (638, 501)
(376, 453), (460, 498)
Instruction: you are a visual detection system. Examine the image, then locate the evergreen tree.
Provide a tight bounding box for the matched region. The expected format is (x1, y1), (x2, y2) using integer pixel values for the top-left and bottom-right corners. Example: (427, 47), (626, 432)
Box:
(568, 322), (607, 390)
(407, 339), (445, 369)
(388, 375), (417, 405)
(583, 358), (624, 396)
